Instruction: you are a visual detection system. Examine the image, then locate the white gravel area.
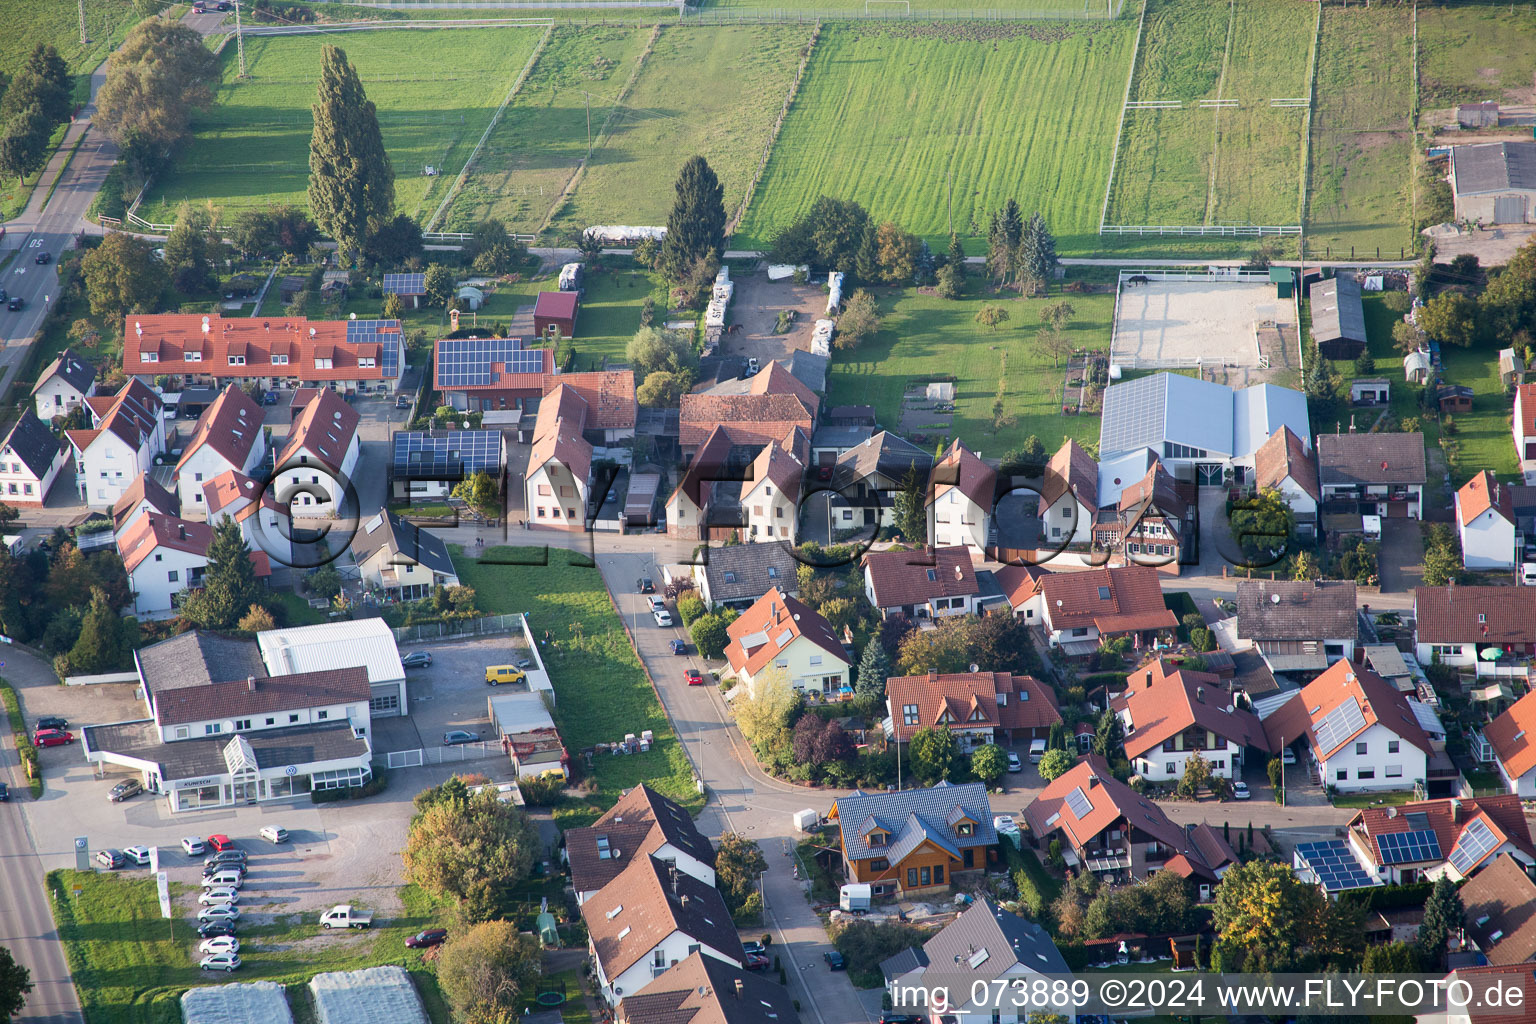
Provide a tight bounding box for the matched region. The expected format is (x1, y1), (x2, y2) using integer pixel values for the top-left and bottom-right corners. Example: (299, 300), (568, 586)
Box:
(181, 981), (295, 1024)
(1112, 277), (1287, 368)
(310, 966), (428, 1024)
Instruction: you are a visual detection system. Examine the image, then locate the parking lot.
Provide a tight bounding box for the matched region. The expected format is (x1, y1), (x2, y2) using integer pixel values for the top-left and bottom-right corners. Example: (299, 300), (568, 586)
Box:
(377, 636), (537, 754)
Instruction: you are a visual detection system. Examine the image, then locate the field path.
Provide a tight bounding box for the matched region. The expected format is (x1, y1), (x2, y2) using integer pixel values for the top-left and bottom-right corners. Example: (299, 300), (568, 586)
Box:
(1200, 0), (1236, 224)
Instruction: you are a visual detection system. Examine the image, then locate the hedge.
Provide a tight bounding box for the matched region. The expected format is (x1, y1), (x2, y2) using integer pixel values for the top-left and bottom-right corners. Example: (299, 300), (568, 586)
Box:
(0, 679), (42, 797)
(1341, 880), (1434, 912)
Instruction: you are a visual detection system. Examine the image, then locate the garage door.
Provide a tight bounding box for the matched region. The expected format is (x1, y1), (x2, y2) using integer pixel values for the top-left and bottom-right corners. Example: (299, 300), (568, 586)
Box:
(1494, 195), (1527, 224)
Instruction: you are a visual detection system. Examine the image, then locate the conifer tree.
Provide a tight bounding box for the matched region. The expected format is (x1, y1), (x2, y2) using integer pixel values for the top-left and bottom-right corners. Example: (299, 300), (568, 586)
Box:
(660, 156), (725, 282)
(308, 44), (395, 261)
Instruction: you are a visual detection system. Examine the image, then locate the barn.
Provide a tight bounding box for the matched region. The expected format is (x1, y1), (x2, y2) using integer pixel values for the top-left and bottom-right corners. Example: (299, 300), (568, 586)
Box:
(1449, 142), (1536, 225)
(533, 291), (578, 341)
(1309, 275), (1367, 360)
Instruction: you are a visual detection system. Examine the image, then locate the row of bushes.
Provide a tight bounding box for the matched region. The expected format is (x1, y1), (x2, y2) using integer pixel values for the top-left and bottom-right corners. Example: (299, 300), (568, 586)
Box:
(0, 680), (43, 797)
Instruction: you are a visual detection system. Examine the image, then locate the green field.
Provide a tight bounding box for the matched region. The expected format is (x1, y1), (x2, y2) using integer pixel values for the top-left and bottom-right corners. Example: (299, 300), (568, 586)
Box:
(546, 24), (814, 240)
(0, 0), (142, 79)
(1106, 0), (1314, 229)
(48, 869), (448, 1024)
(1305, 3), (1415, 258)
(1417, 2), (1536, 108)
(446, 26), (651, 233)
(695, 0), (1122, 11)
(137, 27), (545, 224)
(825, 281), (1115, 455)
(734, 22), (1134, 255)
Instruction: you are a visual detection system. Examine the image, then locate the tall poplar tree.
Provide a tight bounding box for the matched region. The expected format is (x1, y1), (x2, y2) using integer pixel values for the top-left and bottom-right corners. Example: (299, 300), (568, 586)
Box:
(660, 156), (725, 282)
(308, 44), (394, 261)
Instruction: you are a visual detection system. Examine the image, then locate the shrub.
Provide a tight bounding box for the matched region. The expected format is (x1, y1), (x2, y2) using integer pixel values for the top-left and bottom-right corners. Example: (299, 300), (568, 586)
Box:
(518, 773), (565, 806)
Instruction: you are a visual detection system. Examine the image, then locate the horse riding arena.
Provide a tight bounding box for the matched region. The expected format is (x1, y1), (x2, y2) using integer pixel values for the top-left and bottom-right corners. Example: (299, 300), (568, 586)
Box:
(1109, 270), (1299, 382)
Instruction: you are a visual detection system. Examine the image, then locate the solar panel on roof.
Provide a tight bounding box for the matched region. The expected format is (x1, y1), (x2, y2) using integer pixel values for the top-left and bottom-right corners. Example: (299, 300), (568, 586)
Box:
(1377, 829), (1442, 865)
(383, 273), (425, 295)
(1297, 839), (1375, 892)
(1064, 786), (1093, 819)
(435, 338), (545, 388)
(1314, 696), (1367, 754)
(392, 431), (503, 477)
(1448, 819), (1499, 875)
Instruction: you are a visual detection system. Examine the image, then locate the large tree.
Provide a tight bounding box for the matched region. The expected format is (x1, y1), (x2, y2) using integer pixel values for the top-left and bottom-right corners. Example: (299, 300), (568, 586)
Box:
(626, 326), (696, 380)
(308, 44), (395, 261)
(1014, 212), (1059, 294)
(177, 518), (263, 631)
(436, 920), (541, 1018)
(661, 156), (725, 282)
(403, 788), (538, 922)
(1416, 875), (1464, 970)
(0, 105), (52, 188)
(833, 289), (881, 351)
(715, 832), (768, 914)
(2, 44), (71, 124)
(163, 202), (223, 294)
(908, 726), (958, 785)
(80, 233), (168, 324)
(0, 944), (32, 1021)
(96, 18), (218, 173)
(986, 199), (1024, 285)
(1211, 860), (1327, 972)
(1415, 291), (1479, 348)
(854, 640), (891, 701)
(890, 462), (928, 543)
(1228, 486), (1296, 568)
(67, 588), (123, 674)
(231, 204), (318, 259)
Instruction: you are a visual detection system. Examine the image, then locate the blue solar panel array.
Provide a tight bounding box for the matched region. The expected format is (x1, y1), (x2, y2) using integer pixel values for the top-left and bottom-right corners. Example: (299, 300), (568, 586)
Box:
(1296, 840), (1376, 893)
(392, 430), (503, 477)
(383, 273), (425, 295)
(436, 337), (545, 388)
(1376, 829), (1442, 865)
(1448, 818), (1499, 875)
(347, 319), (403, 379)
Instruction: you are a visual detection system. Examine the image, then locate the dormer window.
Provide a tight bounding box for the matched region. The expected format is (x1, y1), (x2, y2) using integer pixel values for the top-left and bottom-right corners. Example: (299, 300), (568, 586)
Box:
(272, 354), (289, 365)
(957, 822), (974, 836)
(186, 351), (202, 362)
(142, 352), (158, 363)
(938, 710), (954, 724)
(228, 355), (245, 366)
(868, 831), (887, 846)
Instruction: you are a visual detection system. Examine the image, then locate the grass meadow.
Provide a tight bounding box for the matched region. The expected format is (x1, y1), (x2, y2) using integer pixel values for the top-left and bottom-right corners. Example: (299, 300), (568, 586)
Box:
(825, 279), (1115, 455)
(1417, 1), (1536, 108)
(137, 28), (545, 224)
(1106, 0), (1314, 228)
(0, 0), (143, 80)
(733, 22), (1134, 255)
(545, 25), (814, 238)
(1305, 3), (1415, 258)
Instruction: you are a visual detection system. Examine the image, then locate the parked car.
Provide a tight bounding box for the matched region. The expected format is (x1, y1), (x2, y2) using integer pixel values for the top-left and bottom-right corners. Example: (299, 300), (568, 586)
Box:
(33, 251), (50, 265)
(109, 779), (143, 803)
(35, 716), (68, 731)
(262, 391), (278, 405)
(744, 952), (770, 971)
(203, 850), (247, 870)
(637, 577), (655, 593)
(443, 730), (478, 745)
(319, 905), (373, 930)
(742, 941), (766, 956)
(8, 296), (23, 312)
(747, 357), (761, 375)
(485, 665), (527, 686)
(182, 837), (206, 856)
(1231, 780), (1251, 800)
(669, 639), (687, 655)
(647, 596), (667, 614)
(652, 608), (673, 627)
(95, 849), (124, 869)
(199, 953), (241, 972)
(684, 669), (705, 686)
(823, 950), (846, 970)
(260, 826), (289, 844)
(1028, 738), (1046, 763)
(0, 782), (8, 801)
(199, 887), (240, 906)
(1006, 751), (1023, 773)
(197, 921), (237, 939)
(33, 728), (74, 747)
(199, 936), (240, 955)
(405, 928), (448, 949)
(197, 905), (241, 923)
(122, 846), (152, 866)
(203, 868), (245, 888)
(401, 651), (432, 669)
(206, 834), (237, 852)
(1281, 748), (1296, 765)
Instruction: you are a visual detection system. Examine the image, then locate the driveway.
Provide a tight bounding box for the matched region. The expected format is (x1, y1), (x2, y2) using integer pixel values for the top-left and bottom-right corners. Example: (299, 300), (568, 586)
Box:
(388, 636), (535, 752)
(724, 276), (826, 368)
(1378, 518), (1425, 594)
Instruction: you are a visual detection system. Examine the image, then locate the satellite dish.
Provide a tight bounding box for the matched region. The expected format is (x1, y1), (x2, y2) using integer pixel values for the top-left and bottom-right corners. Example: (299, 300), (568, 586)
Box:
(969, 663), (979, 674)
(222, 720), (237, 735)
(1271, 593), (1281, 604)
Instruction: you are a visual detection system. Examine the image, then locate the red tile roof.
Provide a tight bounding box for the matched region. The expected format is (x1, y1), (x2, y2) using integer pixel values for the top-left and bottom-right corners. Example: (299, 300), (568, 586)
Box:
(112, 472), (179, 532)
(725, 588), (847, 678)
(1458, 470), (1515, 526)
(1113, 658), (1269, 761)
(1484, 688), (1536, 780)
(547, 371), (636, 432)
(204, 470), (284, 524)
(1023, 754), (1193, 860)
(1518, 383), (1536, 438)
(275, 387), (359, 474)
(1458, 854), (1536, 965)
(155, 666), (369, 726)
(1253, 426), (1321, 503)
(528, 384), (594, 487)
(932, 441), (996, 508)
(863, 546), (979, 610)
(534, 291), (578, 320)
(1040, 439), (1097, 509)
(747, 440), (803, 504)
(1440, 965), (1536, 1024)
(1414, 585), (1536, 644)
(67, 380), (162, 455)
(177, 385), (263, 474)
(748, 361), (820, 420)
(679, 393), (814, 450)
(584, 855), (742, 980)
(1260, 659), (1432, 760)
(1037, 565), (1178, 634)
(123, 314), (398, 381)
(1351, 795), (1534, 874)
(116, 514), (211, 573)
(566, 784), (716, 896)
(992, 564), (1051, 607)
(884, 671), (1060, 743)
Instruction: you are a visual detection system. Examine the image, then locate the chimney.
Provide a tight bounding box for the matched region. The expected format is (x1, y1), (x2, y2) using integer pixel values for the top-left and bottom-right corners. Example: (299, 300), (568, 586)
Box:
(247, 676), (256, 691)
(679, 895), (689, 910)
(1145, 672), (1153, 689)
(734, 979), (745, 999)
(1196, 686), (1205, 703)
(1348, 415), (1356, 434)
(177, 523), (186, 540)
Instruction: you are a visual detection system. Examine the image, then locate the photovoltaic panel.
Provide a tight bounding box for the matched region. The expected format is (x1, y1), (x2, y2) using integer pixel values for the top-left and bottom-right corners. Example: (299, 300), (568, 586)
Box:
(1314, 697), (1366, 754)
(347, 319), (403, 378)
(1296, 840), (1376, 892)
(383, 273), (425, 295)
(435, 337), (545, 388)
(1448, 819), (1499, 875)
(1064, 786), (1093, 819)
(392, 430), (503, 476)
(1376, 829), (1442, 865)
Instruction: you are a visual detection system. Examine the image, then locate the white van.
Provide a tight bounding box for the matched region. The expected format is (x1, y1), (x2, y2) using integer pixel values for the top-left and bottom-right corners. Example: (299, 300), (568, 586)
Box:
(1522, 562), (1536, 586)
(1028, 738), (1047, 764)
(203, 869), (244, 889)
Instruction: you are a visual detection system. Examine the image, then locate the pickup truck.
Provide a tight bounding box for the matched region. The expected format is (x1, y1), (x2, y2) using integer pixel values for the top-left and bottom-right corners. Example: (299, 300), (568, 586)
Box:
(319, 905), (373, 930)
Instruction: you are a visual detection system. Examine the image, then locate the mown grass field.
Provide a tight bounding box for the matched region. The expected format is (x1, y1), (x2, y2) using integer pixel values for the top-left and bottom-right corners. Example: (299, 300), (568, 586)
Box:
(1106, 0), (1313, 229)
(825, 280), (1115, 455)
(548, 25), (814, 239)
(698, 0), (1121, 11)
(1417, 1), (1536, 108)
(0, 0), (142, 80)
(137, 28), (545, 224)
(734, 22), (1134, 255)
(48, 869), (449, 1024)
(451, 546), (700, 824)
(447, 26), (651, 233)
(1305, 3), (1415, 258)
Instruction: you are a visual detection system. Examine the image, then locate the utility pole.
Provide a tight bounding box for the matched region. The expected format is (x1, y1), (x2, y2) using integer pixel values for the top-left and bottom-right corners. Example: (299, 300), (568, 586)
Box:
(585, 92), (592, 155)
(235, 0), (248, 79)
(78, 0), (87, 45)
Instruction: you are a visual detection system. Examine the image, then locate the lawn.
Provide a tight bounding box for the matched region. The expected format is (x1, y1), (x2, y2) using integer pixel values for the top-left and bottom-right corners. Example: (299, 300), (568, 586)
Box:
(269, 589), (331, 627)
(47, 869), (449, 1024)
(547, 24), (815, 240)
(824, 279), (1115, 455)
(450, 546), (701, 819)
(1417, 2), (1536, 108)
(0, 0), (142, 81)
(1305, 3), (1415, 258)
(698, 0), (1125, 11)
(1105, 0), (1314, 229)
(137, 27), (546, 224)
(1438, 343), (1516, 479)
(734, 22), (1135, 256)
(446, 26), (652, 234)
(1331, 790), (1416, 809)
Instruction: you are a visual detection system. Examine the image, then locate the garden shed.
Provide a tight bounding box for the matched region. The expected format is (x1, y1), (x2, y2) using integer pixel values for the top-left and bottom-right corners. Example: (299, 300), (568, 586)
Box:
(925, 382), (955, 402)
(533, 291), (578, 340)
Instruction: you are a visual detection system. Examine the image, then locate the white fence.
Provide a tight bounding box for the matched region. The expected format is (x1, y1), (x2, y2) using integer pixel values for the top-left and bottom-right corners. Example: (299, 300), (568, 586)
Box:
(391, 612), (523, 645)
(1117, 268), (1273, 284)
(385, 741), (500, 768)
(1100, 223), (1302, 237)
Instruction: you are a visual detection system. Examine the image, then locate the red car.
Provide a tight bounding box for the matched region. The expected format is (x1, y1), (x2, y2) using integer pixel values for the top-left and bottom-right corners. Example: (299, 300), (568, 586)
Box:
(206, 834), (237, 852)
(405, 928), (448, 949)
(684, 669), (705, 686)
(33, 728), (74, 747)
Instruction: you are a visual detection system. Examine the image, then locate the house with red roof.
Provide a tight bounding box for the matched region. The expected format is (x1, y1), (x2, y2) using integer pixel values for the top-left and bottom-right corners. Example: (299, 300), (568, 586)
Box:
(66, 380), (167, 509)
(862, 545), (981, 620)
(1253, 425), (1320, 538)
(204, 470), (294, 568)
(1482, 688), (1536, 797)
(117, 513), (270, 615)
(527, 383), (594, 531)
(930, 440), (996, 555)
(1010, 564), (1178, 654)
(1414, 585), (1536, 679)
(1514, 382), (1536, 484)
(1345, 795), (1535, 885)
(739, 439), (805, 543)
(1114, 658), (1271, 782)
(533, 291), (579, 340)
(1257, 659), (1443, 793)
(273, 388), (360, 516)
(175, 385), (267, 515)
(664, 424), (810, 543)
(884, 671), (1059, 749)
(1039, 439), (1098, 547)
(1457, 470), (1517, 570)
(723, 588), (850, 699)
(113, 472), (180, 535)
(678, 362), (817, 459)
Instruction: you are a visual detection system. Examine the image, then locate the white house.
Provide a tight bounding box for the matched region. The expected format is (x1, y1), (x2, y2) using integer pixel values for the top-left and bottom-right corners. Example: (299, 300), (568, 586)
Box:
(1253, 425), (1321, 538)
(116, 514), (214, 615)
(1483, 689), (1536, 797)
(1115, 658), (1271, 782)
(31, 348), (96, 422)
(349, 510), (459, 602)
(828, 430), (933, 532)
(204, 470), (294, 569)
(1011, 564), (1178, 654)
(1515, 383), (1536, 484)
(1316, 431), (1426, 520)
(526, 383), (592, 531)
(67, 380), (166, 510)
(175, 385), (267, 515)
(1038, 439), (1097, 546)
(740, 440), (802, 543)
(274, 387), (360, 516)
(1457, 470), (1517, 570)
(862, 545), (982, 619)
(566, 783), (717, 906)
(1258, 660), (1438, 793)
(1346, 796), (1536, 886)
(257, 617), (408, 718)
(1235, 579), (1359, 674)
(113, 472), (180, 535)
(583, 853), (744, 1005)
(723, 588), (851, 699)
(0, 413), (68, 507)
(1414, 585), (1536, 679)
(617, 954), (795, 1024)
(930, 440), (995, 554)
